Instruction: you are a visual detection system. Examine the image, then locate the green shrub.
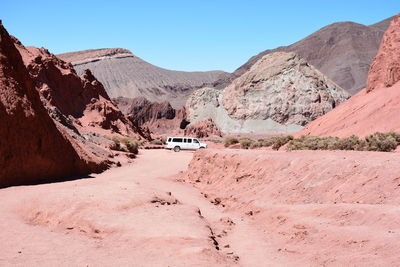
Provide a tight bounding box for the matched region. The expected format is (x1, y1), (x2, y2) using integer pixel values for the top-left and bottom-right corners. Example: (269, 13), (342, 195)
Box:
(286, 132), (400, 152)
(239, 138), (254, 149)
(364, 132), (399, 152)
(272, 135), (293, 150)
(224, 137), (239, 147)
(125, 141), (139, 154)
(107, 136), (141, 154)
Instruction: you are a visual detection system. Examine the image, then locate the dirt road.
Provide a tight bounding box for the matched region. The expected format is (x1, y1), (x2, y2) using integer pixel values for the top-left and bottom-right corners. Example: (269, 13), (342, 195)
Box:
(0, 149), (274, 266)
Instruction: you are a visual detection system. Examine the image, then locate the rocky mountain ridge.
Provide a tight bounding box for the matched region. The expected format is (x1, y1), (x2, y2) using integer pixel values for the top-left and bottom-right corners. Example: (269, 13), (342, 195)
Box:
(58, 49), (228, 108)
(299, 14), (400, 137)
(215, 16), (393, 95)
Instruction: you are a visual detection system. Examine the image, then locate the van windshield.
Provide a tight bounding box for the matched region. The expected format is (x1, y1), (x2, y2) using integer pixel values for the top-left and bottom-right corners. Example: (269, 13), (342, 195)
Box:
(193, 139), (199, 144)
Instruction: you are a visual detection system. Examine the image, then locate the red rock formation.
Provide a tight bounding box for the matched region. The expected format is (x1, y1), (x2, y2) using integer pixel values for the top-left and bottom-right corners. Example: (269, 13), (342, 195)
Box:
(298, 14), (400, 137)
(114, 96), (189, 134)
(15, 43), (146, 139)
(0, 21), (107, 187)
(366, 15), (400, 92)
(184, 119), (222, 138)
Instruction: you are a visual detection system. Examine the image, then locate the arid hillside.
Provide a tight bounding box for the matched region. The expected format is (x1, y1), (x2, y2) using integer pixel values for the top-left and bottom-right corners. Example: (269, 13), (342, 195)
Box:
(299, 15), (400, 137)
(58, 49), (228, 108)
(215, 16), (393, 95)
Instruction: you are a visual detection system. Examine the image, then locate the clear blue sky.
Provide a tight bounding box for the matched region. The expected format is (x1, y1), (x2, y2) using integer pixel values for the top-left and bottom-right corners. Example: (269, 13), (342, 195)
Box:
(1, 0), (399, 72)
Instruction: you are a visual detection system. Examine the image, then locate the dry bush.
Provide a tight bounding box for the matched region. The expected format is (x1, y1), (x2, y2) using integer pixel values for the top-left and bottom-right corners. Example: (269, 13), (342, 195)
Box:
(107, 136), (141, 154)
(287, 132), (400, 152)
(224, 137), (239, 147)
(271, 135), (293, 150)
(238, 138), (254, 149)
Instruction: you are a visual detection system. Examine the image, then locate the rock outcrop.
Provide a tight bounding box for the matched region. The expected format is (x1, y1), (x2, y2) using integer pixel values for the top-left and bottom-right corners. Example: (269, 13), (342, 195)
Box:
(366, 15), (400, 92)
(58, 49), (228, 108)
(299, 15), (400, 137)
(16, 44), (146, 138)
(187, 52), (349, 133)
(0, 21), (107, 187)
(184, 119), (222, 138)
(114, 96), (188, 134)
(215, 16), (393, 95)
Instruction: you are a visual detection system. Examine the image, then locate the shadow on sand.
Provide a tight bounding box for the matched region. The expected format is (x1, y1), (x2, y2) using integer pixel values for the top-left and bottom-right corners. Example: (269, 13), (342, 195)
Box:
(1, 174), (96, 189)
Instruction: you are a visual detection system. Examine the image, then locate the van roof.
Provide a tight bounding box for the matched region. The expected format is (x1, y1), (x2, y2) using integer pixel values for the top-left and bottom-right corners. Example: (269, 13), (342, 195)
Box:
(167, 137), (197, 139)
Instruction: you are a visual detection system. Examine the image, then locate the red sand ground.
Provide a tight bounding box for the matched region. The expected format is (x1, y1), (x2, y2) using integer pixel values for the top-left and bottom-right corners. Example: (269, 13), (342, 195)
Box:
(181, 149), (400, 266)
(1, 148), (400, 266)
(0, 150), (234, 266)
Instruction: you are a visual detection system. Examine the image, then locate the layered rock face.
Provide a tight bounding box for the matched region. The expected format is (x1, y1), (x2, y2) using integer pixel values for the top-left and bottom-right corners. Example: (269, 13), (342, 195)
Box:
(16, 44), (145, 138)
(215, 16), (392, 95)
(299, 15), (400, 137)
(58, 49), (228, 108)
(114, 96), (188, 134)
(366, 15), (400, 92)
(0, 21), (106, 187)
(184, 119), (222, 138)
(223, 52), (349, 125)
(187, 52), (349, 133)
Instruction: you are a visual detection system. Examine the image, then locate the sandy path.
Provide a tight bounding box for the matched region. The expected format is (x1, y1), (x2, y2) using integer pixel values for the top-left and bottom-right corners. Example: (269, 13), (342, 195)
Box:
(0, 150), (237, 266)
(1, 149), (283, 266)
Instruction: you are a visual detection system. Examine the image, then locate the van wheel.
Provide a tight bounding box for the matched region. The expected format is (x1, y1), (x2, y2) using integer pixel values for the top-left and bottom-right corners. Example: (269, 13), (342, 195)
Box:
(173, 146), (181, 152)
(199, 147), (205, 149)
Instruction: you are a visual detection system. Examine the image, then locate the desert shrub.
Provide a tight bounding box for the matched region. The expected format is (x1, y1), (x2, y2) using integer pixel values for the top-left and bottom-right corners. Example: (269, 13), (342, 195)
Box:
(272, 135), (293, 150)
(107, 136), (141, 153)
(125, 141), (139, 154)
(150, 139), (164, 145)
(364, 132), (399, 152)
(250, 141), (263, 149)
(287, 132), (400, 152)
(224, 137), (239, 147)
(109, 136), (122, 151)
(258, 138), (275, 147)
(336, 135), (362, 150)
(239, 138), (254, 149)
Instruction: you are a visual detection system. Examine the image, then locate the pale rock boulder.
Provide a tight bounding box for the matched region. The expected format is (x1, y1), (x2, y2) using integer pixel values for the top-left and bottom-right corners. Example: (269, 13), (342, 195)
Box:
(187, 52), (349, 133)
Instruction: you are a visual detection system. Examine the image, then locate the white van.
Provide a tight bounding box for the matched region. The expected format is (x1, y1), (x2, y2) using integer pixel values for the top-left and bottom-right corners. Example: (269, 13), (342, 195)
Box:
(165, 137), (208, 152)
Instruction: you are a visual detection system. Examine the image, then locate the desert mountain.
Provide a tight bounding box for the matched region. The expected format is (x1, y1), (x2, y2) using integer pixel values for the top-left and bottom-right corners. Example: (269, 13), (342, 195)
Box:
(187, 52), (349, 133)
(58, 49), (228, 108)
(215, 16), (393, 95)
(299, 15), (400, 137)
(0, 21), (107, 187)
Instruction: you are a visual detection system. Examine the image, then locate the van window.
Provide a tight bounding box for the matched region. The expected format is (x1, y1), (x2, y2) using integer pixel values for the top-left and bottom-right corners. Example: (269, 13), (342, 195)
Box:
(193, 139), (199, 144)
(168, 138), (171, 142)
(172, 138), (183, 142)
(184, 138), (187, 143)
(187, 139), (192, 143)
